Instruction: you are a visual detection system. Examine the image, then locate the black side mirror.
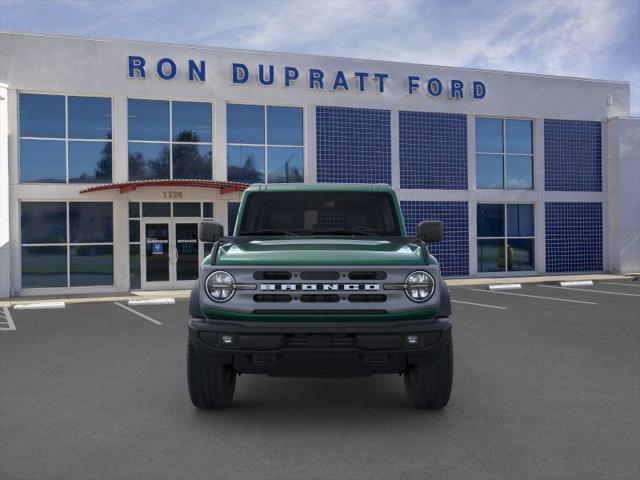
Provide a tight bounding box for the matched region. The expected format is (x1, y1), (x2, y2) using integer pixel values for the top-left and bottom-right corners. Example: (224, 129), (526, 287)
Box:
(417, 221), (443, 242)
(198, 220), (224, 242)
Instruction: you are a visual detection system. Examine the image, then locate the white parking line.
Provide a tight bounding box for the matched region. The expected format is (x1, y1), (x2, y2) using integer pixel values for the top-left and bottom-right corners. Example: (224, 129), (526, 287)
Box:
(14, 301), (66, 310)
(539, 285), (640, 297)
(114, 302), (163, 325)
(601, 282), (640, 288)
(451, 300), (507, 310)
(0, 306), (16, 331)
(468, 288), (598, 305)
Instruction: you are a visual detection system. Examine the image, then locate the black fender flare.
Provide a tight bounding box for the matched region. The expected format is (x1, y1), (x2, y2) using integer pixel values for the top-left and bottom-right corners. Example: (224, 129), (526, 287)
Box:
(437, 279), (451, 318)
(188, 280), (203, 318)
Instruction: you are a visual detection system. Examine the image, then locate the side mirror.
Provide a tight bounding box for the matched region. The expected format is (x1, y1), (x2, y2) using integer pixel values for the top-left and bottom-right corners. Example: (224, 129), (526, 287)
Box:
(198, 220), (224, 242)
(417, 220), (443, 242)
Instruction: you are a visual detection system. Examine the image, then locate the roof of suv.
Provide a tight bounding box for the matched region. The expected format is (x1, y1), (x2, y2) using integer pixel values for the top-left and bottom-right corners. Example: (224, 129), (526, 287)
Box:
(244, 183), (396, 194)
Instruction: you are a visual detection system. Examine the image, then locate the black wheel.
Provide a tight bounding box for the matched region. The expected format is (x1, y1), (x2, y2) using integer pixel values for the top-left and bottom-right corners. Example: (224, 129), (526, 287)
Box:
(187, 341), (236, 408)
(403, 339), (453, 409)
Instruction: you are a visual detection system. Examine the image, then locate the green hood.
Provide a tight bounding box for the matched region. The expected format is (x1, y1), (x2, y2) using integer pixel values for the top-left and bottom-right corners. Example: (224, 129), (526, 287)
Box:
(213, 238), (425, 266)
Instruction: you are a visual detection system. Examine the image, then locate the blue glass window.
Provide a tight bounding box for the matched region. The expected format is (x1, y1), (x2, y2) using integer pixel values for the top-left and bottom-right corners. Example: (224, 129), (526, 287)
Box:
(19, 94), (112, 184)
(130, 244), (141, 290)
(267, 106), (303, 145)
(227, 104), (304, 184)
(477, 204), (504, 237)
(476, 154), (503, 189)
(20, 202), (114, 289)
(142, 202), (171, 217)
(70, 245), (114, 286)
(506, 155), (533, 189)
(172, 144), (212, 179)
(267, 147), (304, 183)
(128, 99), (170, 141)
(476, 118), (533, 190)
(227, 145), (265, 183)
(128, 142), (170, 180)
(68, 97), (112, 139)
(21, 246), (68, 288)
(69, 202), (113, 243)
(506, 120), (532, 154)
(173, 203), (201, 217)
(203, 202), (214, 218)
(21, 202), (67, 244)
(172, 101), (212, 143)
(476, 118), (502, 153)
(68, 141), (112, 183)
(128, 99), (212, 180)
(227, 104), (265, 144)
(19, 139), (66, 183)
(477, 203), (535, 272)
(507, 204), (534, 237)
(19, 94), (65, 138)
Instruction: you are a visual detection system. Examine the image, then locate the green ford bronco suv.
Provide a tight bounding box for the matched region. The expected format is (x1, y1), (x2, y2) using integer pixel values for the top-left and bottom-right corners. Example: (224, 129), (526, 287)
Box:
(188, 183), (453, 409)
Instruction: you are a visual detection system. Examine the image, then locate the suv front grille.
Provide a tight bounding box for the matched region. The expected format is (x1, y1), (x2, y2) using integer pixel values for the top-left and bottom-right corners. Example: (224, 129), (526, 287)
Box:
(285, 334), (356, 348)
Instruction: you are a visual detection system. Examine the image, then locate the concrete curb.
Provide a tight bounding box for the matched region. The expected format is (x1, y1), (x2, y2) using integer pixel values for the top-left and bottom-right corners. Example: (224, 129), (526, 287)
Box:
(0, 274), (633, 307)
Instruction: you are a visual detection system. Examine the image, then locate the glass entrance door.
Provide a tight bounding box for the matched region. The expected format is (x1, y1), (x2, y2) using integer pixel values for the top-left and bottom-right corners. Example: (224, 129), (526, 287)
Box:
(143, 222), (172, 288)
(174, 222), (200, 287)
(142, 219), (201, 289)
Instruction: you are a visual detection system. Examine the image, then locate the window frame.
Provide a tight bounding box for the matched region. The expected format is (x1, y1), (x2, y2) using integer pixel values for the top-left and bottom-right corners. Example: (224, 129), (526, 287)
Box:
(476, 202), (536, 273)
(18, 92), (114, 184)
(226, 102), (305, 184)
(19, 200), (116, 290)
(127, 97), (215, 181)
(475, 116), (534, 190)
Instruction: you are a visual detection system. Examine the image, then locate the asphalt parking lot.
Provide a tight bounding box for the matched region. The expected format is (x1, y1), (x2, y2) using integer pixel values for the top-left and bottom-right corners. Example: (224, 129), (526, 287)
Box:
(1, 280), (639, 480)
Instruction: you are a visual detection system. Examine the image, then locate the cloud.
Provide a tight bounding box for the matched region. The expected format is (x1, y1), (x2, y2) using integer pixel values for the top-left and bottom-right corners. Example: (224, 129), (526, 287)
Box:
(1, 0), (638, 113)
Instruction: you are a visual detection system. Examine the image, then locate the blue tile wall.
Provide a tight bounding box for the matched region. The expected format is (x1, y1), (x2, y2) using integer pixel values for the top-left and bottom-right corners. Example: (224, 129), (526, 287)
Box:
(399, 111), (467, 189)
(545, 202), (603, 272)
(316, 106), (391, 184)
(401, 201), (469, 277)
(544, 119), (602, 191)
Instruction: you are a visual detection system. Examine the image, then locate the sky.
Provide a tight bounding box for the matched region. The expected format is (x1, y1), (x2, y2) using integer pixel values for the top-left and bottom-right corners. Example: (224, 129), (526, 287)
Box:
(1, 0), (638, 114)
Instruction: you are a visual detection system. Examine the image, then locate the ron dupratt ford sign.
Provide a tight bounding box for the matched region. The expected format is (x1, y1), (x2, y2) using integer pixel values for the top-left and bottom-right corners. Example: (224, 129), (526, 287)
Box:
(127, 56), (487, 100)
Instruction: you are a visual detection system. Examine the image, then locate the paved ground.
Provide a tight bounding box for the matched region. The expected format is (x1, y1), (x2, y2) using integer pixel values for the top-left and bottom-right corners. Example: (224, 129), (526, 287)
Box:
(1, 280), (639, 480)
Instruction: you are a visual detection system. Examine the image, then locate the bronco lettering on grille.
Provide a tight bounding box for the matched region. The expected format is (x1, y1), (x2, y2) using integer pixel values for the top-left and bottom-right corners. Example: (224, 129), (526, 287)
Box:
(260, 284), (379, 291)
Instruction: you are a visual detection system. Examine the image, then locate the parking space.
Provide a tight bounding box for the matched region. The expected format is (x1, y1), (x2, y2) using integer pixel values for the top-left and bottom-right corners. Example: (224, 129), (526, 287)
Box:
(1, 281), (639, 480)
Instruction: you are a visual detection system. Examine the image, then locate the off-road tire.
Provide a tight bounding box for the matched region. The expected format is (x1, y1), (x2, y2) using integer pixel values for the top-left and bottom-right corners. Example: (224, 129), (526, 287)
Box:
(403, 339), (453, 409)
(187, 341), (236, 408)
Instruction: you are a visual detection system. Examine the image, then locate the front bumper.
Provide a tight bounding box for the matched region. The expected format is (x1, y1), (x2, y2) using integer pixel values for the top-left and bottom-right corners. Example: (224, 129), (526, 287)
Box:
(188, 317), (452, 378)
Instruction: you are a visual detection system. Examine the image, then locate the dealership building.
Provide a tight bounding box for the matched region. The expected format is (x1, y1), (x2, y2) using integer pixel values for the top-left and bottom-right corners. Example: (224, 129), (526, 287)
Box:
(0, 31), (638, 297)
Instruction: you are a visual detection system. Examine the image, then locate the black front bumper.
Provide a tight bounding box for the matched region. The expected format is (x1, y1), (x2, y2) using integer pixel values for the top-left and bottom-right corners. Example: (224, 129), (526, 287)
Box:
(188, 317), (452, 378)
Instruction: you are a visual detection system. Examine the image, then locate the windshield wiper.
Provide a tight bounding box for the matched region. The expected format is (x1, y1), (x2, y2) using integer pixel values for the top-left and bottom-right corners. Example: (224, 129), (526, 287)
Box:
(309, 228), (378, 237)
(239, 229), (299, 236)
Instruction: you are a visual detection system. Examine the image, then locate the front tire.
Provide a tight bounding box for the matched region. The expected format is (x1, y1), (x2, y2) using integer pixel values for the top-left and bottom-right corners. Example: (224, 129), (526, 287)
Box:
(403, 339), (453, 409)
(187, 341), (236, 408)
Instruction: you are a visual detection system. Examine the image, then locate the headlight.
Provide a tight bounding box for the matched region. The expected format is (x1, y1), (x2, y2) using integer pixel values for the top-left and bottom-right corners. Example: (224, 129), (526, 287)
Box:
(205, 271), (236, 302)
(405, 270), (435, 302)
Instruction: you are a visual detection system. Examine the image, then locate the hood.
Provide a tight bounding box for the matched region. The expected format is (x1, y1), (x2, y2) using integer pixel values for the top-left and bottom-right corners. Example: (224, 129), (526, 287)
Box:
(213, 238), (424, 266)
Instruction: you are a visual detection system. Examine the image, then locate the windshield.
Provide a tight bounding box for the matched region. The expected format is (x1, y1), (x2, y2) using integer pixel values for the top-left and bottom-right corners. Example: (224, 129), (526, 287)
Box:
(237, 191), (402, 236)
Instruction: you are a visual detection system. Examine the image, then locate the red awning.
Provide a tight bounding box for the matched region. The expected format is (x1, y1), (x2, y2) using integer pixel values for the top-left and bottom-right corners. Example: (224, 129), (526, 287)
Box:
(79, 179), (249, 194)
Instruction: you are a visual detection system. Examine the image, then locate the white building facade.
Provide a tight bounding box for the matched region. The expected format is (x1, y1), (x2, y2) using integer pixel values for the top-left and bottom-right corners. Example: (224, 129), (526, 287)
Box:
(0, 32), (638, 297)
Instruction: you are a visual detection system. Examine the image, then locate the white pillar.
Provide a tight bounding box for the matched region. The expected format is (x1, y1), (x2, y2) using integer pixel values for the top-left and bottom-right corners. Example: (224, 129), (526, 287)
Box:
(0, 84), (9, 297)
(607, 116), (640, 274)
